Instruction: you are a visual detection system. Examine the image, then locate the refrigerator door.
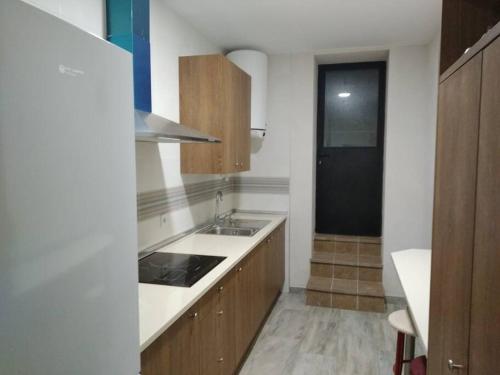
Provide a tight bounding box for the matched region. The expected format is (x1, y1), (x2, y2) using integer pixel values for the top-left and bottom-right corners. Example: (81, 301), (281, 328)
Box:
(0, 1), (139, 374)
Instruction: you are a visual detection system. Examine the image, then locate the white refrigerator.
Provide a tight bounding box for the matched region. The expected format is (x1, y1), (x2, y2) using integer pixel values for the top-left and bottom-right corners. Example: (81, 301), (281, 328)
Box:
(0, 1), (140, 374)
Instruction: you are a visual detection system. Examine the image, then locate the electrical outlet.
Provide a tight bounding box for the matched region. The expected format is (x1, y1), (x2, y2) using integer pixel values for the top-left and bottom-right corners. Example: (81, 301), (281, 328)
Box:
(160, 214), (168, 227)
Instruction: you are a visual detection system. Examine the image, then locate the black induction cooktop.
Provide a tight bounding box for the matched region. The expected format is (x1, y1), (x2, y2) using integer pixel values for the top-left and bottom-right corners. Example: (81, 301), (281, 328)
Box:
(138, 252), (226, 287)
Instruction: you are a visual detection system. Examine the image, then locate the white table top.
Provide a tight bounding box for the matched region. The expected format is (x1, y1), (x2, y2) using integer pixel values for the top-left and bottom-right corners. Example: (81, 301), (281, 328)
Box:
(391, 249), (431, 352)
(138, 213), (286, 352)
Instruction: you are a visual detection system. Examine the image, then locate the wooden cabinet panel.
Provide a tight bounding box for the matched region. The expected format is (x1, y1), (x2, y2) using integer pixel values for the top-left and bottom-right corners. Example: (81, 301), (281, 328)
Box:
(180, 54), (250, 174)
(468, 35), (500, 375)
(428, 53), (483, 375)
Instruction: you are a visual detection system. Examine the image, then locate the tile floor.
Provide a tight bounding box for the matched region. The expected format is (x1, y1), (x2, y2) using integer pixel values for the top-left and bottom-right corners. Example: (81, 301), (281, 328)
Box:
(240, 291), (422, 375)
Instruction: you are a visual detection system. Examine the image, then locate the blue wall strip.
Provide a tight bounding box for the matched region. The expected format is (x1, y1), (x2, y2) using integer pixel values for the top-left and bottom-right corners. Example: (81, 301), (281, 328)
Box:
(106, 0), (152, 112)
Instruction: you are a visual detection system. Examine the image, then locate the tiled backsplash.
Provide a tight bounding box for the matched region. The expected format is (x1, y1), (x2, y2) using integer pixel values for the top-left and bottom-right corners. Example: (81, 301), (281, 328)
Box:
(136, 177), (289, 252)
(137, 177), (289, 220)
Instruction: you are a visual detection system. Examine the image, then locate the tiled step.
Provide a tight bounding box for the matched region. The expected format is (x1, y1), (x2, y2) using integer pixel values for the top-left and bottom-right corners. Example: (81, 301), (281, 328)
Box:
(315, 233), (381, 244)
(311, 251), (383, 268)
(308, 234), (385, 312)
(306, 290), (386, 312)
(314, 233), (382, 257)
(306, 276), (386, 313)
(307, 276), (385, 297)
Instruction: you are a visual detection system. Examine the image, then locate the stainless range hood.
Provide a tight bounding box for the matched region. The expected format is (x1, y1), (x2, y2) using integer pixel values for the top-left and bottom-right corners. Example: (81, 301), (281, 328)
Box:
(135, 110), (220, 143)
(106, 0), (220, 144)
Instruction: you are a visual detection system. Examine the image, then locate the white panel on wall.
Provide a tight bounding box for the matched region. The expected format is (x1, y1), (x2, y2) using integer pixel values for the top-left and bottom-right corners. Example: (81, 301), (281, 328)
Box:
(23, 0), (105, 37)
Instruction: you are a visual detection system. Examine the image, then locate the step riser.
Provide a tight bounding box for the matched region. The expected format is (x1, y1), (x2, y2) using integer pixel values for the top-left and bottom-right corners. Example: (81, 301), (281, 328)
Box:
(314, 239), (381, 257)
(311, 263), (382, 282)
(306, 290), (385, 313)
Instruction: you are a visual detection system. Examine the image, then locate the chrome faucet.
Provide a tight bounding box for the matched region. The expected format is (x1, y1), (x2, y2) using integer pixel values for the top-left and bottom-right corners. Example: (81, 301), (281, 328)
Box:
(215, 190), (223, 223)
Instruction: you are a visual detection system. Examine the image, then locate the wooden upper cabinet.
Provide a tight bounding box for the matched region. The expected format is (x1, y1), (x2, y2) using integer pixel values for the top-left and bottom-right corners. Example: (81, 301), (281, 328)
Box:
(440, 0), (500, 73)
(179, 54), (251, 174)
(428, 52), (483, 375)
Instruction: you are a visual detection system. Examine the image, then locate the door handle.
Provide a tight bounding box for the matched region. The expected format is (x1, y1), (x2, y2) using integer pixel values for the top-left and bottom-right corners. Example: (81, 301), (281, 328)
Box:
(448, 359), (465, 371)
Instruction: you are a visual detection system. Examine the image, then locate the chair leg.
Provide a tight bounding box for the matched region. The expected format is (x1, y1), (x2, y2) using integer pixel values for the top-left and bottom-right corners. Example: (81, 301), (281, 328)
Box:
(393, 332), (405, 375)
(403, 335), (416, 374)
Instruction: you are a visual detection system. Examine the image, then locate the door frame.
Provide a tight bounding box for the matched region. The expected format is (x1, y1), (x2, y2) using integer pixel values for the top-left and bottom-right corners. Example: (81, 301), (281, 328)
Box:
(315, 61), (387, 236)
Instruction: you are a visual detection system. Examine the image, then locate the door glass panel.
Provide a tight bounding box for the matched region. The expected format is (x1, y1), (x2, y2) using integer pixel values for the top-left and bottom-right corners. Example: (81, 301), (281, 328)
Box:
(323, 68), (379, 147)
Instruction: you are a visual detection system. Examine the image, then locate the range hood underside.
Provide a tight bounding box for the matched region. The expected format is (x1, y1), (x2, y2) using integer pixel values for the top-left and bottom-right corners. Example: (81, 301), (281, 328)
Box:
(134, 110), (221, 143)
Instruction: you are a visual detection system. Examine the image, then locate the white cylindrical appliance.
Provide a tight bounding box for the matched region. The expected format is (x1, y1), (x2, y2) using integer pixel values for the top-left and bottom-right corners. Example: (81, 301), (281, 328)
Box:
(226, 50), (268, 138)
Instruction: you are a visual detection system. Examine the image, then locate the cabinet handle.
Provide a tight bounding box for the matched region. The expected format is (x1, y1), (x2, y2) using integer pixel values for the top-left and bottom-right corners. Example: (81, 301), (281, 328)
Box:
(447, 360), (464, 371)
(217, 357), (224, 363)
(237, 267), (242, 272)
(218, 286), (224, 292)
(189, 312), (198, 319)
(217, 310), (224, 315)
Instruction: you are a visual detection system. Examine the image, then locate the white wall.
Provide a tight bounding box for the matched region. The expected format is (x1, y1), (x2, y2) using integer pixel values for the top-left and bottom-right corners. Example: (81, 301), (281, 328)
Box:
(382, 41), (440, 297)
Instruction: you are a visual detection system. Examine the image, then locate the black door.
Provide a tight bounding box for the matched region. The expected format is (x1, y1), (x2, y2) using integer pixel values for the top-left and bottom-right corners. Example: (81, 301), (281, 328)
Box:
(315, 62), (386, 236)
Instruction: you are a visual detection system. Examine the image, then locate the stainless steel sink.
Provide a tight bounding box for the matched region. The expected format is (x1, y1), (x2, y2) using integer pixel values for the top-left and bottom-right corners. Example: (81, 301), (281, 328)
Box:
(198, 219), (271, 237)
(199, 226), (258, 236)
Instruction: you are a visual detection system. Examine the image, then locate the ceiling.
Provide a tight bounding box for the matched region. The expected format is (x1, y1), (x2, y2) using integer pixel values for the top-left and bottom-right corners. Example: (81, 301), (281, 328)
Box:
(163, 0), (442, 54)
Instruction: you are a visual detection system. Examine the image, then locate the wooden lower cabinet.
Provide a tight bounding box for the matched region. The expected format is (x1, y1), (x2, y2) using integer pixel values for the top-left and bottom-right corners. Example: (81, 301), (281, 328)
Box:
(141, 222), (285, 375)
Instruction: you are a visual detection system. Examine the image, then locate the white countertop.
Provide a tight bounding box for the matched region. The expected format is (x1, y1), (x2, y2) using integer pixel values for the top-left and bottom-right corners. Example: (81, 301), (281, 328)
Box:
(138, 213), (287, 352)
(391, 249), (431, 352)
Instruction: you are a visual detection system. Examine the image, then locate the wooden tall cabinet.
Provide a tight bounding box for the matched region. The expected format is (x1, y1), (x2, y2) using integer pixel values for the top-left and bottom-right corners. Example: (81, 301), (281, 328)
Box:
(179, 54), (251, 174)
(468, 34), (500, 375)
(428, 25), (500, 375)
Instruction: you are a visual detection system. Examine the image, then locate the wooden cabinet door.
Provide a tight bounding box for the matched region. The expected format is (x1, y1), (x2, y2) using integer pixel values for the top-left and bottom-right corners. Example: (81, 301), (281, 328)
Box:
(468, 36), (500, 375)
(428, 53), (483, 375)
(140, 327), (173, 375)
(234, 256), (254, 362)
(275, 224), (285, 295)
(169, 308), (201, 375)
(180, 55), (250, 174)
(199, 290), (222, 375)
(224, 59), (250, 173)
(217, 272), (237, 375)
(252, 240), (269, 330)
(141, 306), (201, 375)
(237, 67), (251, 172)
(222, 58), (239, 173)
(180, 55), (225, 174)
(264, 234), (276, 308)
